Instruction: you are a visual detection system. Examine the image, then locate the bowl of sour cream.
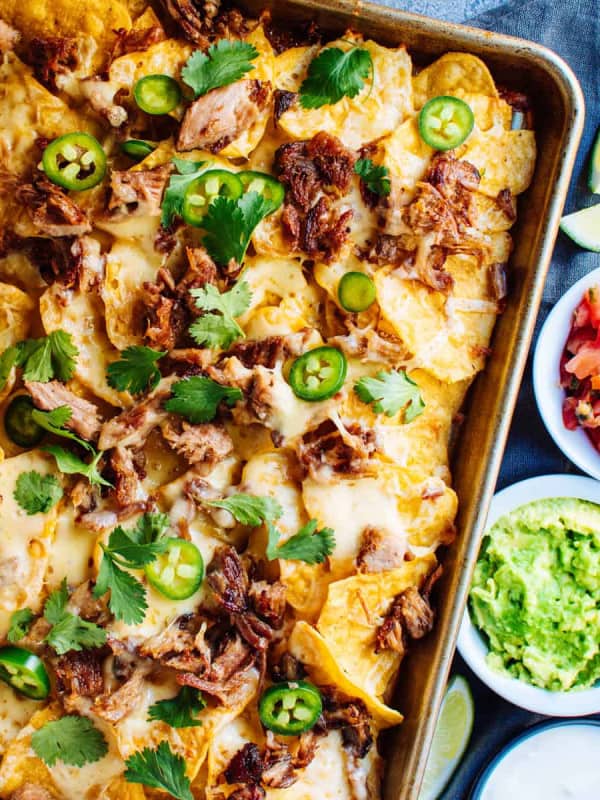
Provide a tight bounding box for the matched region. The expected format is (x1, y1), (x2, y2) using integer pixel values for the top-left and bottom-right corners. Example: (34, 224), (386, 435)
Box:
(470, 720), (600, 800)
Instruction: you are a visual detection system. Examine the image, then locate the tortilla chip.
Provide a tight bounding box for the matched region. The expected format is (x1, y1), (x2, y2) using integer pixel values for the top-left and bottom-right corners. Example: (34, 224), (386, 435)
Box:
(461, 129), (537, 196)
(0, 282), (34, 351)
(289, 621), (403, 727)
(316, 555), (437, 698)
(413, 52), (499, 108)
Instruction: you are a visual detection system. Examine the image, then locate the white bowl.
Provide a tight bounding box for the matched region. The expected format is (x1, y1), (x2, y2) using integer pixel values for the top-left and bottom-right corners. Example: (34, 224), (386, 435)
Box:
(457, 474), (600, 716)
(533, 266), (600, 480)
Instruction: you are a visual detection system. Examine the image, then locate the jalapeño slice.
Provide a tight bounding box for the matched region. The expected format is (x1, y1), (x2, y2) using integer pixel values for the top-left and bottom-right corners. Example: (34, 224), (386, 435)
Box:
(338, 271), (376, 312)
(145, 538), (204, 601)
(288, 347), (347, 401)
(259, 681), (322, 736)
(0, 647), (50, 700)
(238, 171), (285, 214)
(134, 75), (182, 115)
(182, 170), (244, 227)
(418, 96), (475, 151)
(120, 139), (157, 161)
(42, 132), (107, 191)
(4, 396), (44, 449)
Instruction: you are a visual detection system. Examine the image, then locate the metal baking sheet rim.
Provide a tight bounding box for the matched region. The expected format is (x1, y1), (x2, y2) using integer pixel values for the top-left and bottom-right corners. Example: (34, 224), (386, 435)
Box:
(240, 0), (586, 796)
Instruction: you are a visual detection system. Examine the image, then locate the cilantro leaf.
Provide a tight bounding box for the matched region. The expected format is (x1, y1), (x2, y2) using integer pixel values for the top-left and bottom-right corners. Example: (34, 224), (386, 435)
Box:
(189, 281), (251, 349)
(105, 513), (170, 569)
(161, 158), (207, 228)
(266, 519), (335, 564)
(181, 39), (259, 98)
(42, 445), (111, 487)
(0, 346), (19, 391)
(165, 376), (242, 424)
(32, 406), (95, 453)
(13, 471), (63, 515)
(124, 741), (193, 800)
(354, 369), (425, 421)
(15, 331), (78, 384)
(43, 578), (69, 625)
(207, 493), (283, 526)
(106, 346), (166, 395)
(148, 687), (206, 728)
(93, 552), (148, 625)
(355, 158), (391, 196)
(31, 716), (108, 768)
(42, 578), (107, 654)
(299, 45), (373, 109)
(7, 608), (34, 642)
(202, 192), (272, 266)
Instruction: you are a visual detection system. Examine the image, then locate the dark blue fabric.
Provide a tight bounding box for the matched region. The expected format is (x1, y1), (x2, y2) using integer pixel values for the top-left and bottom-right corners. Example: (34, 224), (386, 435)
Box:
(378, 0), (600, 794)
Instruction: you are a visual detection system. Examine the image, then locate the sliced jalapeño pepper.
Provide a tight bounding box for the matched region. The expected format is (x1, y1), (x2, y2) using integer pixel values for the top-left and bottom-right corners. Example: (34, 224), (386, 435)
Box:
(338, 272), (376, 312)
(42, 132), (107, 191)
(259, 681), (322, 736)
(238, 171), (285, 214)
(0, 646), (50, 700)
(134, 75), (181, 115)
(120, 139), (157, 161)
(182, 170), (244, 227)
(418, 96), (475, 151)
(145, 538), (204, 601)
(288, 346), (347, 402)
(4, 396), (44, 449)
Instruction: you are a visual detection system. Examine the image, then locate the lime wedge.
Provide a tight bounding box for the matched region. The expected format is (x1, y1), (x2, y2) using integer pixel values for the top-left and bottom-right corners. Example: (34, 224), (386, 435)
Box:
(560, 204), (600, 252)
(419, 675), (474, 800)
(589, 127), (600, 194)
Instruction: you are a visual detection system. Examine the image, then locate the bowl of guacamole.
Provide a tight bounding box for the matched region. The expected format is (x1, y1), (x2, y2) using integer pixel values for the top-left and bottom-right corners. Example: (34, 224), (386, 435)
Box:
(458, 475), (600, 716)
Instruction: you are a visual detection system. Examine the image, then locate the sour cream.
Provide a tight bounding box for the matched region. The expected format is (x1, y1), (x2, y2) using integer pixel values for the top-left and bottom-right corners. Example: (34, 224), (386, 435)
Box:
(477, 723), (600, 800)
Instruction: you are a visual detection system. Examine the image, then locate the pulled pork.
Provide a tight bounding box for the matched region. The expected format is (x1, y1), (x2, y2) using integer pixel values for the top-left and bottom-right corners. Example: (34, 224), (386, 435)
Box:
(110, 24), (166, 60)
(224, 730), (319, 792)
(106, 446), (145, 511)
(297, 419), (379, 482)
(80, 78), (128, 128)
(273, 89), (297, 124)
(322, 688), (374, 759)
(177, 80), (270, 153)
(105, 164), (172, 219)
(375, 569), (442, 656)
(356, 527), (405, 574)
(276, 133), (356, 262)
(160, 0), (247, 47)
(16, 177), (91, 238)
(28, 36), (78, 91)
(25, 380), (102, 441)
(54, 649), (104, 700)
(160, 418), (234, 467)
(142, 247), (217, 350)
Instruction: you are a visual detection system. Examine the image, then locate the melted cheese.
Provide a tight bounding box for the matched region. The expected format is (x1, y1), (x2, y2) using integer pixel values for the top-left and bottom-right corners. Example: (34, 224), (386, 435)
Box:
(0, 684), (39, 756)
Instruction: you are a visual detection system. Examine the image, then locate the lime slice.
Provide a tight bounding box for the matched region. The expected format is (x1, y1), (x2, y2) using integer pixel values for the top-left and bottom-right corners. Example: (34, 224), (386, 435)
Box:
(419, 675), (474, 800)
(560, 204), (600, 252)
(589, 127), (600, 194)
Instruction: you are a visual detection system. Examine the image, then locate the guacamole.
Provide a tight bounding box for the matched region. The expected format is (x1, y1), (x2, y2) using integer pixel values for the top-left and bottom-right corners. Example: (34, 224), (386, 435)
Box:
(469, 497), (600, 691)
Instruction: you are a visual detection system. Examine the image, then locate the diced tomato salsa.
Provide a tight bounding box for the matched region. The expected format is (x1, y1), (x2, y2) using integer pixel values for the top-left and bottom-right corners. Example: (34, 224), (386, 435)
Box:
(561, 286), (600, 451)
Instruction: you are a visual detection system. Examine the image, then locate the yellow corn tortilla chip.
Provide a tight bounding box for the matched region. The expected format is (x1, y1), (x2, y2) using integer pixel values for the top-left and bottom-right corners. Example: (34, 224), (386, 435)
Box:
(0, 282), (34, 352)
(413, 52), (499, 108)
(289, 621), (403, 728)
(316, 555), (437, 700)
(461, 129), (537, 197)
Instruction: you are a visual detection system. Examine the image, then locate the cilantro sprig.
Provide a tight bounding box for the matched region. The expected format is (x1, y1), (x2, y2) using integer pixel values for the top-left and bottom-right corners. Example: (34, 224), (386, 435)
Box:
(43, 578), (107, 655)
(125, 741), (193, 800)
(32, 715), (108, 767)
(202, 192), (272, 266)
(266, 519), (335, 564)
(7, 608), (34, 643)
(354, 369), (425, 421)
(299, 44), (373, 109)
(148, 686), (206, 728)
(165, 377), (242, 424)
(206, 493), (283, 526)
(107, 346), (166, 395)
(0, 331), (78, 391)
(93, 513), (170, 624)
(161, 157), (207, 228)
(189, 281), (251, 349)
(32, 406), (111, 487)
(355, 158), (391, 196)
(14, 471), (63, 515)
(181, 39), (259, 98)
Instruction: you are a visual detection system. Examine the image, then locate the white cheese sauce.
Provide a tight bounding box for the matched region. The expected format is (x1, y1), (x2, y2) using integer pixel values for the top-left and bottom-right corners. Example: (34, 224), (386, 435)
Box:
(479, 723), (600, 800)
